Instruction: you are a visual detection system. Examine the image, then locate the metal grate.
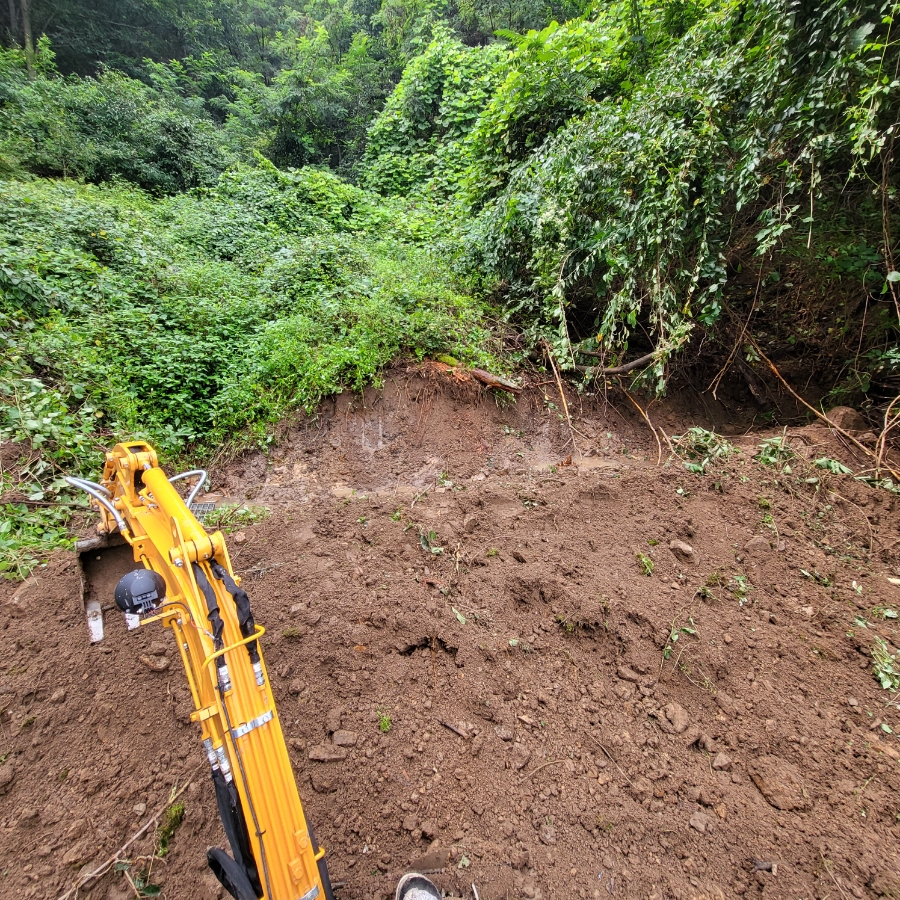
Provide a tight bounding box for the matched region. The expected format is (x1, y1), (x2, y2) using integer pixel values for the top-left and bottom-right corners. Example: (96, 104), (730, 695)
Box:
(189, 501), (217, 521)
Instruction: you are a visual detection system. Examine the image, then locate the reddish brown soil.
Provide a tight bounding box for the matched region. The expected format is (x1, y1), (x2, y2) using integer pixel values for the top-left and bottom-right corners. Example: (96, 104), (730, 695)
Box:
(2, 370), (900, 900)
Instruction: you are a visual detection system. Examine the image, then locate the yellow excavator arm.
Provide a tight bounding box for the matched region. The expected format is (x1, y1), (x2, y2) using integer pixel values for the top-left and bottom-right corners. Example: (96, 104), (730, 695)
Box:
(67, 441), (333, 900)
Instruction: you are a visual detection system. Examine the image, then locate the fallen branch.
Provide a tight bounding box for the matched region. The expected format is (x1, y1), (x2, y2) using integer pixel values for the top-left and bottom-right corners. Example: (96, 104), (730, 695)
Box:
(749, 338), (900, 482)
(543, 341), (580, 456)
(57, 763), (203, 900)
(618, 379), (663, 465)
(574, 350), (656, 375)
(470, 368), (522, 395)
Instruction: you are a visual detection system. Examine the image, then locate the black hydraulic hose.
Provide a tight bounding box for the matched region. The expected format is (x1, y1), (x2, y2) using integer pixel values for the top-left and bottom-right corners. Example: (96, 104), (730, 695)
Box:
(211, 560), (262, 682)
(211, 769), (263, 898)
(192, 562), (230, 690)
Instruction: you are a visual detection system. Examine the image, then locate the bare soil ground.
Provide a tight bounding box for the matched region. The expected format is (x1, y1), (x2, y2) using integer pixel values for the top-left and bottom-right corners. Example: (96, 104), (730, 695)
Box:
(2, 368), (900, 900)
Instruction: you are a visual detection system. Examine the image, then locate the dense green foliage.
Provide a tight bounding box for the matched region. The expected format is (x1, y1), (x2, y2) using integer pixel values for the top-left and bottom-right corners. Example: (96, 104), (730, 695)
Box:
(2, 0), (899, 577)
(0, 161), (493, 575)
(362, 0), (900, 390)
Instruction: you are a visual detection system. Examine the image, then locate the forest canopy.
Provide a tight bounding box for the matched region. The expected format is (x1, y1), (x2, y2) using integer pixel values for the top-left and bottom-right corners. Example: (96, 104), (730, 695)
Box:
(2, 0), (899, 576)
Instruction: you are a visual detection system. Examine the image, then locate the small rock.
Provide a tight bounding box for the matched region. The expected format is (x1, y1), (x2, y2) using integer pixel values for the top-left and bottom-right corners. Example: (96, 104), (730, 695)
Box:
(744, 536), (772, 558)
(139, 654), (170, 672)
(325, 707), (343, 733)
(616, 665), (640, 683)
(495, 724), (515, 742)
(669, 539), (695, 562)
(402, 814), (418, 832)
(689, 810), (714, 834)
(801, 606), (814, 618)
(512, 550), (527, 564)
(630, 776), (653, 801)
(464, 516), (478, 533)
(659, 702), (690, 735)
(847, 698), (859, 707)
(826, 406), (868, 433)
(50, 689), (66, 704)
(539, 823), (557, 845)
(308, 744), (348, 762)
(723, 634), (733, 644)
(712, 752), (733, 771)
(420, 820), (438, 840)
(288, 737), (305, 751)
(333, 730), (358, 747)
(288, 680), (305, 696)
(310, 772), (336, 793)
(410, 848), (449, 871)
(148, 640), (169, 656)
(0, 763), (16, 795)
(683, 724), (702, 746)
(748, 755), (810, 811)
(233, 531), (247, 544)
(63, 841), (91, 866)
(133, 802), (147, 816)
(511, 745), (531, 771)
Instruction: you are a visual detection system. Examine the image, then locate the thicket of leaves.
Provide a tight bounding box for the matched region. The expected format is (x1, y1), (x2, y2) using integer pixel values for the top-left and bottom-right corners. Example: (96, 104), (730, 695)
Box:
(0, 163), (494, 574)
(363, 0), (900, 397)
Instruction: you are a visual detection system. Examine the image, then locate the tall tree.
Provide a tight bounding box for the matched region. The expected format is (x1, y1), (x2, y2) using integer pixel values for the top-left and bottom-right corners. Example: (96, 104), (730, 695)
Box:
(20, 0), (34, 73)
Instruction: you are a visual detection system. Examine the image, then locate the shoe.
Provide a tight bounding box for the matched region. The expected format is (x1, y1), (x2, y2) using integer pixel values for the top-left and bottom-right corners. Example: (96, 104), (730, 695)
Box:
(395, 872), (441, 900)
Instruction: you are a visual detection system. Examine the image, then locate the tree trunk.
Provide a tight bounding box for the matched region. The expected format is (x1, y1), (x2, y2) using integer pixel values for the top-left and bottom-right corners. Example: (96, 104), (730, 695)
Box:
(7, 0), (17, 44)
(19, 0), (34, 75)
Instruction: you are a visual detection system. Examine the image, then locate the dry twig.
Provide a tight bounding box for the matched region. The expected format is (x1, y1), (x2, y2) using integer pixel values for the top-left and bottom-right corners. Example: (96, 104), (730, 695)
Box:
(618, 379), (663, 465)
(57, 764), (203, 900)
(749, 338), (900, 481)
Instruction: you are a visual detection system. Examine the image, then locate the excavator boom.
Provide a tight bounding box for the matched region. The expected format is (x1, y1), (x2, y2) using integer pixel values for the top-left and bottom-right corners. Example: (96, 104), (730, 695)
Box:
(68, 442), (332, 900)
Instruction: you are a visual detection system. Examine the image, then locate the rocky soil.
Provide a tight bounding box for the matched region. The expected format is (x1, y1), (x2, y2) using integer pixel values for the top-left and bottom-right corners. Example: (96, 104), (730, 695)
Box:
(2, 369), (900, 900)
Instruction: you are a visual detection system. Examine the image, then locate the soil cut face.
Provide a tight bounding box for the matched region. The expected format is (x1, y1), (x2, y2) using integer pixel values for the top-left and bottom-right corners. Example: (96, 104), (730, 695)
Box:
(2, 368), (900, 900)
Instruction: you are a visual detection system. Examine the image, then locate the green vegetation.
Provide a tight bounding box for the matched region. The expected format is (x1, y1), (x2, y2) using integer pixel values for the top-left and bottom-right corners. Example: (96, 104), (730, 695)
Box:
(156, 801), (186, 857)
(872, 636), (900, 692)
(2, 0), (899, 577)
(203, 504), (271, 532)
(671, 427), (735, 474)
(636, 551), (654, 576)
(376, 708), (392, 732)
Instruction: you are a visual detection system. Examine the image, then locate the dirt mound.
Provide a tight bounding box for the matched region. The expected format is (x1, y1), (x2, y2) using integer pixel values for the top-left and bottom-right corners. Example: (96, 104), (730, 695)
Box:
(2, 371), (900, 900)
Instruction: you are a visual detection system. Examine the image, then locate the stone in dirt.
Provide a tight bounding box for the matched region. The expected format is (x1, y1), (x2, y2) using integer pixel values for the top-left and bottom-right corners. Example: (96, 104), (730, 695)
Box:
(325, 707), (343, 733)
(139, 654), (170, 672)
(689, 810), (714, 834)
(659, 702), (690, 734)
(744, 536), (772, 558)
(310, 772), (336, 793)
(495, 724), (515, 742)
(616, 665), (640, 683)
(0, 763), (17, 796)
(748, 756), (811, 811)
(668, 539), (695, 562)
(826, 406), (868, 433)
(402, 814), (418, 831)
(712, 752), (733, 771)
(410, 847), (449, 871)
(333, 730), (358, 747)
(308, 744), (348, 762)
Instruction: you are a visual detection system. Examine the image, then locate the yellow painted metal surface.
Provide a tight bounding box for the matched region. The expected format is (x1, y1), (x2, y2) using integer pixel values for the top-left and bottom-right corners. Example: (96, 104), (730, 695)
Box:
(92, 441), (327, 900)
